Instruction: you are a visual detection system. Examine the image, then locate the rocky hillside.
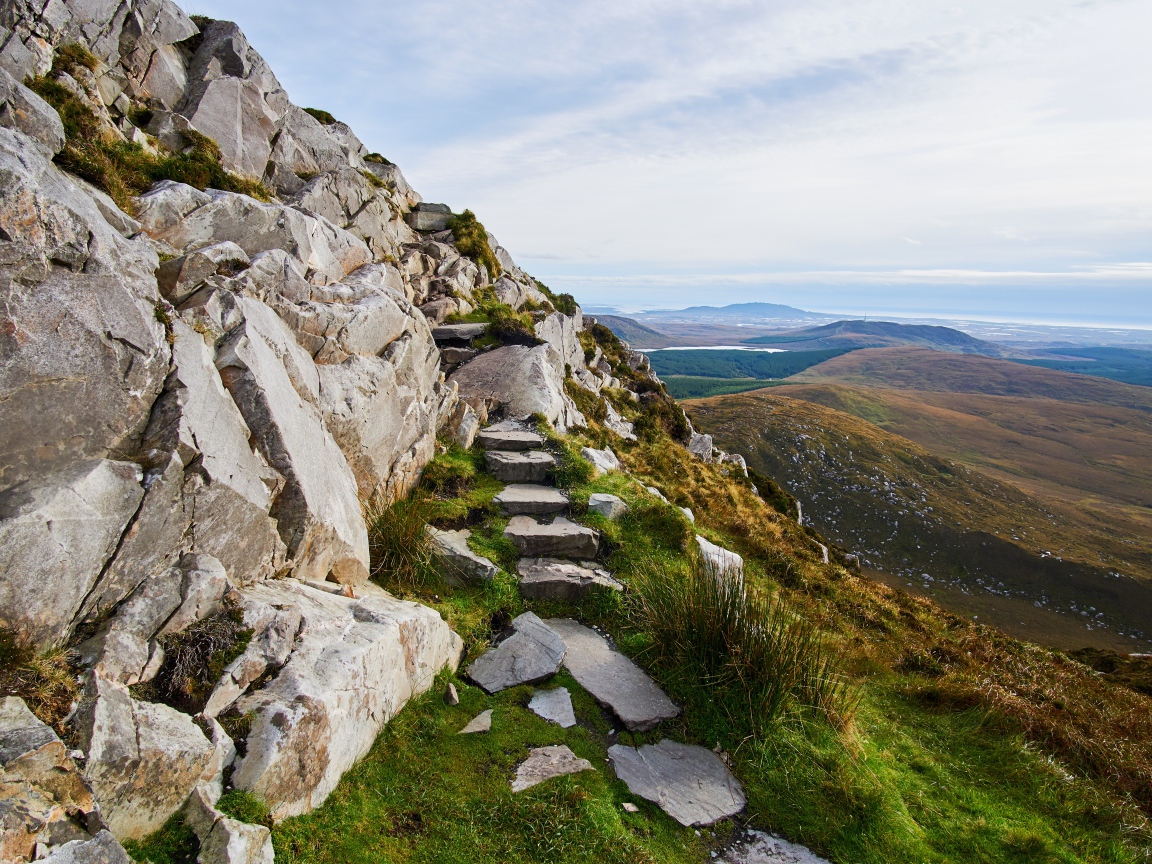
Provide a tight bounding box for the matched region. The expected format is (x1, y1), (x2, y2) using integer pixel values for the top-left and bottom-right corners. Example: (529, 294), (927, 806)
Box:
(0, 2), (643, 860)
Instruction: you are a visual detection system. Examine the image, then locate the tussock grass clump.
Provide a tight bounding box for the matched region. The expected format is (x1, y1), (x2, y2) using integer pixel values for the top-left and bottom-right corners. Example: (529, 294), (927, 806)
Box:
(121, 812), (198, 864)
(632, 559), (855, 729)
(26, 66), (269, 211)
(303, 107), (338, 126)
(134, 608), (253, 715)
(534, 279), (578, 315)
(365, 493), (443, 592)
(448, 210), (502, 279)
(0, 629), (79, 733)
(217, 790), (272, 828)
(364, 152), (392, 165)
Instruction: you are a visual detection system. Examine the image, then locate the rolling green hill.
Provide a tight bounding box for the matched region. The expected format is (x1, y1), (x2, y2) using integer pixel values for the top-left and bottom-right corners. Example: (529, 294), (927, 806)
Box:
(741, 320), (1018, 357)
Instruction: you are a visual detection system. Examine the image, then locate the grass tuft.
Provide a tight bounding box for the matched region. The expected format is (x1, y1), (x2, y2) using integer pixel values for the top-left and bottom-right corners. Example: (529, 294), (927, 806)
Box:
(449, 210), (502, 279)
(0, 629), (79, 734)
(303, 107), (338, 126)
(365, 493), (443, 592)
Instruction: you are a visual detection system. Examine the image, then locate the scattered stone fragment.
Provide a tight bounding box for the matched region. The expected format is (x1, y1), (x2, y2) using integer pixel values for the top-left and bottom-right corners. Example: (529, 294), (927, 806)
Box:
(518, 558), (622, 601)
(466, 612), (566, 694)
(622, 802), (640, 813)
(528, 687), (577, 728)
(426, 527), (499, 584)
(39, 831), (132, 864)
(478, 429), (546, 451)
(445, 683), (459, 706)
(544, 619), (679, 731)
(608, 739), (745, 827)
(581, 447), (620, 475)
(495, 484), (569, 515)
(696, 536), (744, 576)
(485, 450), (556, 484)
(688, 433), (714, 463)
(459, 709), (493, 734)
(511, 745), (594, 792)
(679, 507), (695, 523)
(715, 830), (832, 864)
(588, 493), (628, 520)
(504, 516), (600, 559)
(431, 323), (487, 342)
(645, 486), (668, 501)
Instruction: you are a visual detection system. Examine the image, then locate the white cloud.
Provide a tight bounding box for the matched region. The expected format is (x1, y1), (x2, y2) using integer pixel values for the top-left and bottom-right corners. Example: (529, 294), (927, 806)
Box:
(190, 0), (1152, 319)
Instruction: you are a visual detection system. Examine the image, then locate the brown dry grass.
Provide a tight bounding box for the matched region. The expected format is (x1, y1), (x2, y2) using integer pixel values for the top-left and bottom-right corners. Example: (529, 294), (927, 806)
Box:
(0, 630), (79, 735)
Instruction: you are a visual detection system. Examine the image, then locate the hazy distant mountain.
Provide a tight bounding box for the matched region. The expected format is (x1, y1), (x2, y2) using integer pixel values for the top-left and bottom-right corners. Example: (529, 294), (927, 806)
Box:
(592, 315), (676, 348)
(741, 319), (1020, 358)
(637, 302), (837, 322)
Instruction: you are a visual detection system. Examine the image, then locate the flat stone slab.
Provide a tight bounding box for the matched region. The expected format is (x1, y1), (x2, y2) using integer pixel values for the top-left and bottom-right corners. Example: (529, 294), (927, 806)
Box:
(466, 612), (566, 694)
(716, 831), (832, 864)
(608, 739), (745, 827)
(529, 687), (577, 728)
(478, 429), (546, 451)
(544, 619), (679, 731)
(459, 709), (493, 734)
(511, 745), (594, 792)
(495, 484), (569, 515)
(485, 450), (556, 484)
(518, 558), (622, 601)
(588, 493), (627, 520)
(504, 517), (600, 559)
(426, 527), (499, 584)
(432, 323), (487, 342)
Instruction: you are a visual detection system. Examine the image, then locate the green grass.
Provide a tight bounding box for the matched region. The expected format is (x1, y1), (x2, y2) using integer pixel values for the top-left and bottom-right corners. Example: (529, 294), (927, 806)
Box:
(272, 672), (709, 864)
(1015, 347), (1152, 388)
(303, 107), (338, 125)
(448, 210), (502, 278)
(662, 376), (781, 399)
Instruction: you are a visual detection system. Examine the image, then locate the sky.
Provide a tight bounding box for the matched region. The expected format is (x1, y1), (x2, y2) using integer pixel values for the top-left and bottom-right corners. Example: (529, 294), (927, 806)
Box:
(188, 0), (1152, 326)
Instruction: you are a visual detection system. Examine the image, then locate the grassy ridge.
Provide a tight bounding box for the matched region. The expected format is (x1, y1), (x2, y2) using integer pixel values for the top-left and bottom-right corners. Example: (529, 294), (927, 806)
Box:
(647, 348), (850, 379)
(1016, 347), (1152, 388)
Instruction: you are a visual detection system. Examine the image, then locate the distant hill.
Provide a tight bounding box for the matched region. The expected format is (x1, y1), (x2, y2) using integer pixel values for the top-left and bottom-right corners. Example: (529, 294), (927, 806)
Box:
(791, 346), (1152, 409)
(1018, 346), (1152, 387)
(593, 315), (675, 348)
(642, 302), (832, 320)
(741, 320), (1019, 358)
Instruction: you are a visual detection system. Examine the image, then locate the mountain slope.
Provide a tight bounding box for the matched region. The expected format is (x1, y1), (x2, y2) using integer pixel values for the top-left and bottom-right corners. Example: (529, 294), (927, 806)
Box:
(686, 390), (1152, 652)
(594, 314), (676, 348)
(741, 320), (1019, 357)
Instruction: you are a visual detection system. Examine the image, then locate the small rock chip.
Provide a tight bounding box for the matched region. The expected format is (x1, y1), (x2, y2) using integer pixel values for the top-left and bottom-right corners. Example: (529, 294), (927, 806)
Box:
(622, 802), (640, 813)
(459, 709), (493, 734)
(528, 687), (577, 728)
(511, 745), (594, 792)
(445, 683), (459, 706)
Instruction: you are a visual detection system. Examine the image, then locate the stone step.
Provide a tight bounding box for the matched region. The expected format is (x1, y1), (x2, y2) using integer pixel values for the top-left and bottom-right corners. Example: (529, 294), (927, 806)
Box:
(543, 618), (679, 731)
(717, 831), (831, 864)
(425, 527), (499, 584)
(495, 484), (569, 515)
(608, 739), (745, 827)
(504, 516), (599, 559)
(465, 612), (565, 694)
(518, 558), (622, 600)
(431, 323), (487, 343)
(485, 450), (556, 484)
(478, 429), (547, 451)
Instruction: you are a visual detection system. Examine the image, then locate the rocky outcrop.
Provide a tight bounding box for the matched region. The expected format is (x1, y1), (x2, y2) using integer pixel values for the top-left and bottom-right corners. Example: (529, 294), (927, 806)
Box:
(449, 344), (585, 433)
(228, 580), (461, 819)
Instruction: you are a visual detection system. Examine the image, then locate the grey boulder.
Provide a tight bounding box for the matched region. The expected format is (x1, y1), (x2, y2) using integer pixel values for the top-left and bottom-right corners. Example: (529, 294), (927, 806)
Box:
(449, 344), (586, 433)
(503, 516), (600, 559)
(0, 67), (64, 155)
(608, 739), (745, 827)
(39, 831), (131, 864)
(588, 493), (627, 520)
(466, 612), (566, 694)
(426, 527), (499, 584)
(581, 447), (620, 476)
(184, 785), (273, 864)
(477, 428), (546, 451)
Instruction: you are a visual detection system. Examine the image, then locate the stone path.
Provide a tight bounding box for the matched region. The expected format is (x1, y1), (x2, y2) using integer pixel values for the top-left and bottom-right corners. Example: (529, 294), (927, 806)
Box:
(465, 612), (566, 693)
(495, 484), (569, 515)
(608, 739), (745, 826)
(485, 450), (556, 483)
(544, 619), (680, 731)
(504, 516), (600, 558)
(518, 558), (622, 601)
(478, 428), (546, 451)
(716, 831), (832, 864)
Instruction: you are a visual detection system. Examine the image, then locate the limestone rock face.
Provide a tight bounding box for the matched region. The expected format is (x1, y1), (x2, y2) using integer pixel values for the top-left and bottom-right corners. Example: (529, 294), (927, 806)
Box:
(0, 68), (64, 155)
(39, 830), (131, 864)
(74, 676), (218, 841)
(229, 580), (462, 819)
(0, 460), (144, 650)
(184, 785), (273, 864)
(534, 310), (584, 373)
(0, 127), (168, 496)
(216, 297), (369, 585)
(449, 345), (585, 433)
(0, 698), (103, 862)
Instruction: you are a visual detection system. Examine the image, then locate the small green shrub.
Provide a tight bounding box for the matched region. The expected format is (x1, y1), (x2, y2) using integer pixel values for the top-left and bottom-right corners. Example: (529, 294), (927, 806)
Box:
(448, 210), (502, 279)
(360, 169), (385, 190)
(366, 493), (443, 592)
(303, 107), (338, 126)
(134, 608), (253, 715)
(534, 279), (578, 315)
(364, 152), (392, 165)
(53, 43), (100, 75)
